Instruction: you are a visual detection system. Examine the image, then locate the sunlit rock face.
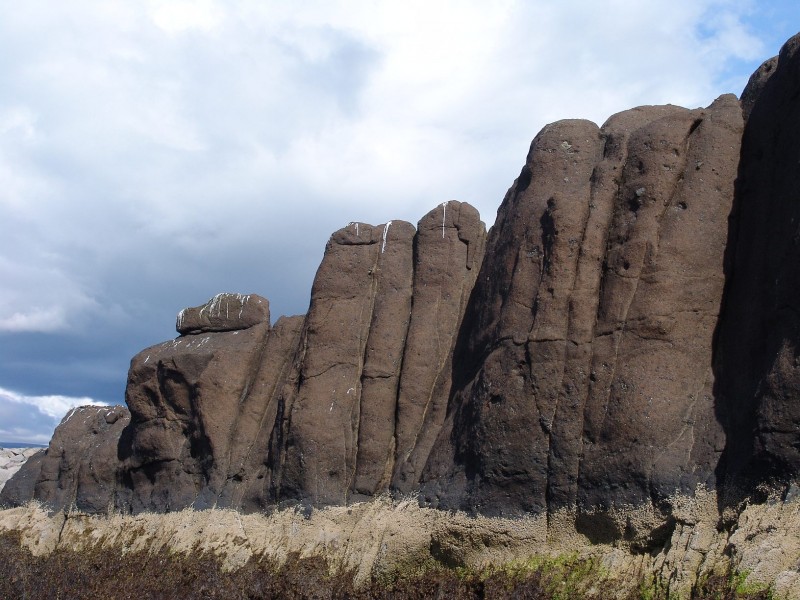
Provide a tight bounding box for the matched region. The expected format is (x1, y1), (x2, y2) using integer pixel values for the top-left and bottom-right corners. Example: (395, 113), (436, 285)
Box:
(421, 96), (743, 521)
(4, 34), (800, 550)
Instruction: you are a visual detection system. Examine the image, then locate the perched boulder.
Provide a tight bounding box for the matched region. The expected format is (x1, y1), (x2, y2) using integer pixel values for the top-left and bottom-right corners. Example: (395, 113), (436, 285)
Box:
(176, 293), (269, 335)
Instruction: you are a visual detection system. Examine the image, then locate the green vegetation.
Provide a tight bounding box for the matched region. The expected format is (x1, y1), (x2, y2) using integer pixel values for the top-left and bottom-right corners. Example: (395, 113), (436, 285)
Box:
(688, 570), (773, 600)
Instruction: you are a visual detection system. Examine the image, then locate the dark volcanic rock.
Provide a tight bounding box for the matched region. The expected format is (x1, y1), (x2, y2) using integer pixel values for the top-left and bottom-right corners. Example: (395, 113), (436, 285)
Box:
(423, 96), (743, 518)
(123, 319), (276, 511)
(716, 33), (800, 499)
(391, 202), (486, 492)
(276, 220), (417, 505)
(176, 293), (269, 335)
(6, 34), (800, 530)
(216, 315), (305, 510)
(278, 208), (486, 504)
(0, 450), (44, 507)
(0, 406), (131, 512)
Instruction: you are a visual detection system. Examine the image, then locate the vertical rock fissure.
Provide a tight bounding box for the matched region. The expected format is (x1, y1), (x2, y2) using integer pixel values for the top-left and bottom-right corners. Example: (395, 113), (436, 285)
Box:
(270, 330), (309, 500)
(348, 246), (382, 499)
(218, 325), (272, 494)
(576, 140), (630, 511)
(241, 322), (304, 507)
(390, 229), (421, 483)
(544, 175), (604, 517)
(407, 295), (445, 458)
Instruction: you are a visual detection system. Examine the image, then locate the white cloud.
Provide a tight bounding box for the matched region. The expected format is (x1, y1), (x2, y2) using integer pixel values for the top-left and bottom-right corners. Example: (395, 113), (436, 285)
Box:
(148, 0), (225, 35)
(0, 308), (68, 333)
(0, 386), (106, 419)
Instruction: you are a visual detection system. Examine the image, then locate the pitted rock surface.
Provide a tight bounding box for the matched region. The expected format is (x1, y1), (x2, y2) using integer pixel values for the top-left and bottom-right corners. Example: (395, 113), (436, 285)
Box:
(420, 96), (743, 518)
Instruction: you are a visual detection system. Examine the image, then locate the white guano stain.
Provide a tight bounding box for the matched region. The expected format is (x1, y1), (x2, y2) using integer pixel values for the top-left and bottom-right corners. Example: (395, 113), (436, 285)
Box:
(62, 407), (78, 425)
(381, 221), (392, 253)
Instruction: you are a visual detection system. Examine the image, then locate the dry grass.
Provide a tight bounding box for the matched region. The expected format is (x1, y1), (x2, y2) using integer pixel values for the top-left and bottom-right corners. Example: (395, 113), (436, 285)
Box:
(1, 529), (777, 600)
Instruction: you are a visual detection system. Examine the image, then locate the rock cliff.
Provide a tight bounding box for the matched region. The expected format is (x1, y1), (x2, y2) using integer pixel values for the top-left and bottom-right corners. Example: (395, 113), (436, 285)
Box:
(4, 33), (800, 557)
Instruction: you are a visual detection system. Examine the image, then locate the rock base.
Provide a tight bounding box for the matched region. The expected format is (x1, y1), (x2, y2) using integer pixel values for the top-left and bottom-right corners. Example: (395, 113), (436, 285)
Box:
(1, 489), (798, 599)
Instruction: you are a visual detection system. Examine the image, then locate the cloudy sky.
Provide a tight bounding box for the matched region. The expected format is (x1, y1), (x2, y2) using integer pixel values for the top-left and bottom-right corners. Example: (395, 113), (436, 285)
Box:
(0, 0), (798, 444)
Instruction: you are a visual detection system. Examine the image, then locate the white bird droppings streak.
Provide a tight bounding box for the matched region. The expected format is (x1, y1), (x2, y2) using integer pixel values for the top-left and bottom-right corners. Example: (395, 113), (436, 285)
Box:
(62, 407), (77, 425)
(441, 201), (448, 238)
(381, 221), (392, 253)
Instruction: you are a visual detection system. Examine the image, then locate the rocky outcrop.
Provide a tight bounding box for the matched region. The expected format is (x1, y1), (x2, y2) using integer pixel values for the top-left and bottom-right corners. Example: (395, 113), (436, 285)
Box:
(1, 204), (487, 514)
(4, 34), (800, 560)
(422, 96), (743, 521)
(269, 203), (486, 506)
(1, 406), (130, 513)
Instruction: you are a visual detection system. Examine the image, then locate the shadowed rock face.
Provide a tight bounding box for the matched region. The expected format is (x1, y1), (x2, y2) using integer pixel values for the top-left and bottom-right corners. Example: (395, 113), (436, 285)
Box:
(4, 34), (800, 533)
(716, 33), (800, 499)
(123, 323), (271, 511)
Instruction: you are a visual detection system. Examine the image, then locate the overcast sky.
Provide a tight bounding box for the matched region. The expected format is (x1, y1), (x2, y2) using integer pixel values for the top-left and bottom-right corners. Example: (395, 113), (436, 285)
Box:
(1, 1), (798, 445)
